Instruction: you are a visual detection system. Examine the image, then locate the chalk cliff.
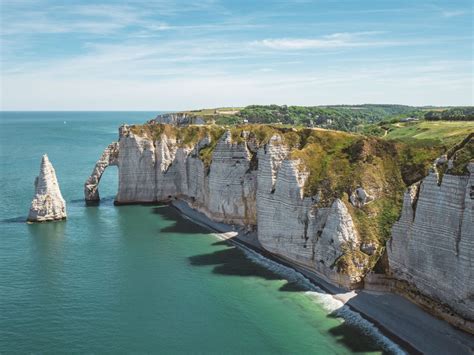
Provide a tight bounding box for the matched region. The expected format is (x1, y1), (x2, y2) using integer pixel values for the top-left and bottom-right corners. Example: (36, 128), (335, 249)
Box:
(388, 163), (474, 329)
(84, 123), (473, 331)
(87, 125), (370, 287)
(256, 136), (363, 285)
(28, 154), (67, 222)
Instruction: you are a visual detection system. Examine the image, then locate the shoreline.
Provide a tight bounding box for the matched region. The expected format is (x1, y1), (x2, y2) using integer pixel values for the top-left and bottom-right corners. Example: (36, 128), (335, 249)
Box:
(171, 199), (474, 355)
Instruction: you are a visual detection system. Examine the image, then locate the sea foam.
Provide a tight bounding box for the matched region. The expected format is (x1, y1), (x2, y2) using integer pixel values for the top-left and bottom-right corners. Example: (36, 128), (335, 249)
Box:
(225, 237), (405, 355)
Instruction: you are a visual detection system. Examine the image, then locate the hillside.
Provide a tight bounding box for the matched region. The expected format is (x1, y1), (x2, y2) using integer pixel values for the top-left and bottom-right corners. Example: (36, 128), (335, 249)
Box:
(384, 120), (474, 145)
(380, 120), (474, 185)
(175, 104), (426, 131)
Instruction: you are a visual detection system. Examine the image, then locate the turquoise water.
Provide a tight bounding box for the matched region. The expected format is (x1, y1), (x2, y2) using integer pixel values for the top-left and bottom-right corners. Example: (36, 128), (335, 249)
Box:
(0, 112), (398, 353)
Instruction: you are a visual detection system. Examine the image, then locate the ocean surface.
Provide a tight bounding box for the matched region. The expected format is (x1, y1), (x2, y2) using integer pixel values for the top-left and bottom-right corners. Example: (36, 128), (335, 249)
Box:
(0, 112), (401, 354)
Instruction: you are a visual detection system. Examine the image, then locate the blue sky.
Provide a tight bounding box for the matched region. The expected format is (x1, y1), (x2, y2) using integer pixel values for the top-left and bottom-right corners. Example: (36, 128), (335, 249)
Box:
(1, 0), (472, 110)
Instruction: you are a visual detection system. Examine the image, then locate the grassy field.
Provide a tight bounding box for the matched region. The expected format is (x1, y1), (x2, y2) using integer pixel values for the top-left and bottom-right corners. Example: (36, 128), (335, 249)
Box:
(180, 107), (243, 125)
(380, 120), (473, 186)
(384, 120), (474, 146)
(184, 107), (242, 115)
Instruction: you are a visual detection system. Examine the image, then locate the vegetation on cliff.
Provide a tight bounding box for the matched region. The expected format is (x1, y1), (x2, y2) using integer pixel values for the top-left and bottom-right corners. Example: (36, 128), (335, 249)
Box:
(383, 120), (474, 183)
(129, 123), (224, 145)
(285, 132), (406, 271)
(129, 123), (226, 168)
(384, 120), (474, 146)
(238, 104), (422, 131)
(178, 104), (429, 131)
(424, 107), (474, 121)
(128, 121), (472, 277)
(448, 135), (474, 175)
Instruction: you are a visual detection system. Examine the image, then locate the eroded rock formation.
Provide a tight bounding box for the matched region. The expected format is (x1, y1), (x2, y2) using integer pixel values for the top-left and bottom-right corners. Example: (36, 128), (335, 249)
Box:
(28, 154), (67, 222)
(84, 142), (119, 202)
(350, 187), (373, 208)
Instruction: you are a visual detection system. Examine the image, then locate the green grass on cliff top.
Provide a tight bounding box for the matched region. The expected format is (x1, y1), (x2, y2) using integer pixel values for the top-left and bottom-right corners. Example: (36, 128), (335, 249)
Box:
(382, 120), (474, 185)
(384, 120), (474, 146)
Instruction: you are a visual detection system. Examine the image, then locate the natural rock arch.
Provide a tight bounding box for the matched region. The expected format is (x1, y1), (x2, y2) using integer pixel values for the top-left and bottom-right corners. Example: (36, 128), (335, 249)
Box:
(84, 142), (119, 202)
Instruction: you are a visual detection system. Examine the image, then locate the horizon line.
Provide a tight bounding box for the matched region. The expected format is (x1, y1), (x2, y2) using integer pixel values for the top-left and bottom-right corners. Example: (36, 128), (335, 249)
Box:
(1, 103), (472, 112)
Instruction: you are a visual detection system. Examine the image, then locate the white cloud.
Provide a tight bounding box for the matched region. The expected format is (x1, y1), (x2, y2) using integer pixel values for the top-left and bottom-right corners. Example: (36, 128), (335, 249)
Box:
(442, 10), (467, 17)
(252, 32), (410, 50)
(2, 59), (472, 110)
(1, 1), (240, 36)
(1, 1), (472, 109)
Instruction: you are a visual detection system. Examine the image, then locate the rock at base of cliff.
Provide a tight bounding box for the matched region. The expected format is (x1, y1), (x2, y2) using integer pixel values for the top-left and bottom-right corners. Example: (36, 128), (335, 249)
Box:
(27, 154), (67, 222)
(350, 187), (374, 208)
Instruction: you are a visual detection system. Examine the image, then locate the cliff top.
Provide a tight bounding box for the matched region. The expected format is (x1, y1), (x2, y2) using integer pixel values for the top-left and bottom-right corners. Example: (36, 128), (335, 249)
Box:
(384, 120), (474, 146)
(128, 122), (472, 182)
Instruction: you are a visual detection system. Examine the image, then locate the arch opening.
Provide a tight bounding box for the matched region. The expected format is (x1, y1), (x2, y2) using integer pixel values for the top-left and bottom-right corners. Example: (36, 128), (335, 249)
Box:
(84, 142), (119, 204)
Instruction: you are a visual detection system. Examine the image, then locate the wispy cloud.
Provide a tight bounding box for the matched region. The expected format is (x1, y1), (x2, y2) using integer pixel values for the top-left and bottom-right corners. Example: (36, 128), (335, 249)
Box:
(2, 59), (471, 110)
(1, 0), (472, 109)
(1, 2), (227, 36)
(441, 10), (467, 17)
(2, 6), (143, 35)
(251, 32), (418, 50)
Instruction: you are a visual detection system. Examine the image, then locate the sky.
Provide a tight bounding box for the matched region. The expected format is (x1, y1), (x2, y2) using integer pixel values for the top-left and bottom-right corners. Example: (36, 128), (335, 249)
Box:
(0, 0), (472, 110)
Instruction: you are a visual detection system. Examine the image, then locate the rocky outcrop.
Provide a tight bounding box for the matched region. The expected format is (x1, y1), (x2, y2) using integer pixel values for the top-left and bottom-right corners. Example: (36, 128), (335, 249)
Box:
(84, 142), (119, 202)
(388, 163), (474, 327)
(28, 154), (67, 222)
(350, 187), (373, 208)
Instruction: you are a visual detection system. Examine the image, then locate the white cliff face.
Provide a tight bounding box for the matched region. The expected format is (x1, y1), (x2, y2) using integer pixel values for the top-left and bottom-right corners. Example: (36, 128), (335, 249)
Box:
(28, 155), (67, 222)
(155, 134), (187, 199)
(116, 125), (156, 203)
(388, 166), (474, 322)
(154, 130), (257, 225)
(114, 127), (257, 225)
(206, 131), (257, 225)
(85, 127), (368, 287)
(256, 138), (362, 286)
(316, 199), (360, 270)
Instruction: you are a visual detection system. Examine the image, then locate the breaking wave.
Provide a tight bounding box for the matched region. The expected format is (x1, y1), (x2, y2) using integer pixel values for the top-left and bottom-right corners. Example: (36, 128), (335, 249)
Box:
(224, 237), (405, 355)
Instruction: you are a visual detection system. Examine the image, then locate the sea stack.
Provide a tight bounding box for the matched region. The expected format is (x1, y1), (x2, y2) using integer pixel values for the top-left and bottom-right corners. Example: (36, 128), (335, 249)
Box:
(27, 154), (67, 222)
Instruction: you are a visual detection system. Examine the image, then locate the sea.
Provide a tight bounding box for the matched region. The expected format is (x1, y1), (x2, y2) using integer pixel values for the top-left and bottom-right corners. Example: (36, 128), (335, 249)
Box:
(0, 112), (402, 354)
